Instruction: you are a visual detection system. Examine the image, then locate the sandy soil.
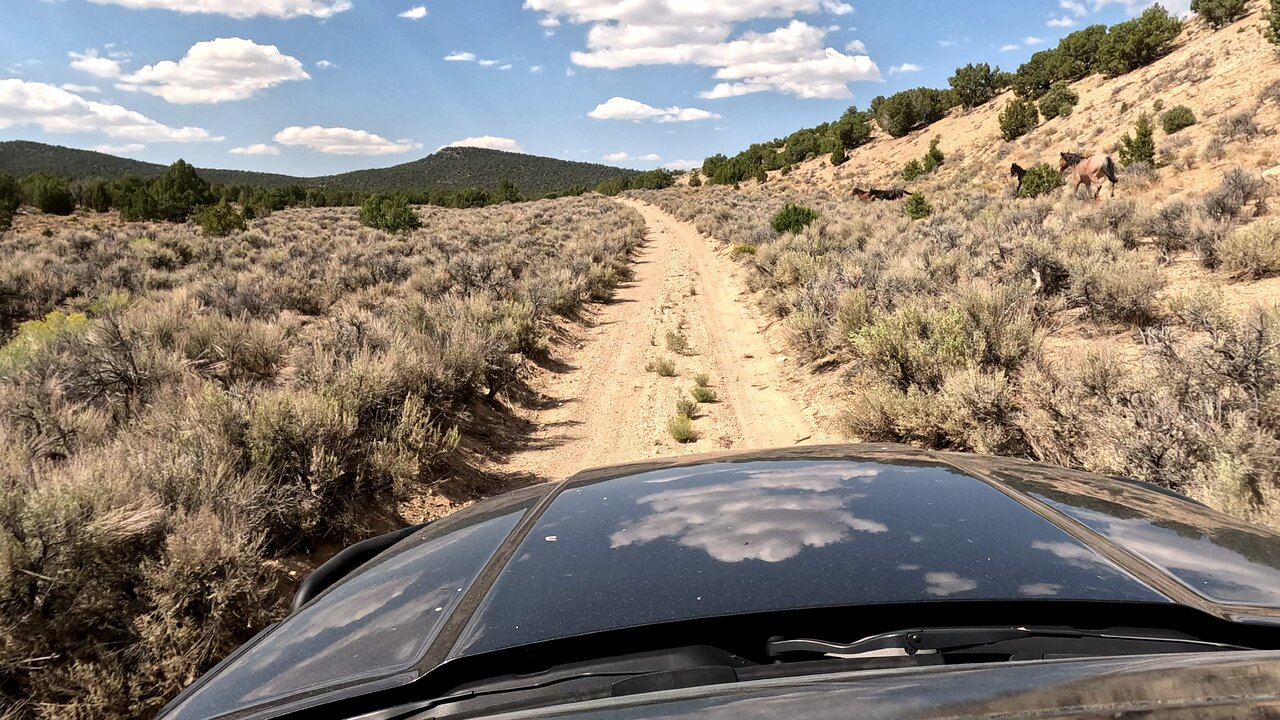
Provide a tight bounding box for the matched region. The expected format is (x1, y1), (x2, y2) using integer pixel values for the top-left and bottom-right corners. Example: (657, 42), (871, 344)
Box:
(482, 199), (835, 484)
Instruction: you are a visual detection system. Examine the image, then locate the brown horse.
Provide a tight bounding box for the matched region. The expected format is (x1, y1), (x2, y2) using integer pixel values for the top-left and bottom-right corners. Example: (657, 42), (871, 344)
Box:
(1011, 163), (1027, 196)
(1059, 152), (1118, 201)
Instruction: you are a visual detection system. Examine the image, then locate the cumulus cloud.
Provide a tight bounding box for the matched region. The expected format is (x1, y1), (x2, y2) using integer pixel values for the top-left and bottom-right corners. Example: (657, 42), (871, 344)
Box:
(1047, 16), (1077, 27)
(1094, 0), (1192, 15)
(1061, 0), (1088, 16)
(230, 143), (280, 155)
(478, 59), (498, 67)
(844, 39), (866, 53)
(0, 79), (220, 142)
(85, 0), (351, 18)
(664, 159), (700, 170)
(398, 5), (426, 19)
(587, 97), (720, 123)
(1024, 36), (1045, 45)
(273, 125), (421, 155)
(439, 135), (524, 152)
(60, 83), (102, 93)
(69, 49), (124, 78)
(999, 44), (1021, 52)
(444, 52), (477, 62)
(888, 63), (922, 74)
(604, 151), (661, 162)
(92, 143), (145, 153)
(315, 59), (336, 69)
(113, 38), (309, 104)
(526, 1), (881, 99)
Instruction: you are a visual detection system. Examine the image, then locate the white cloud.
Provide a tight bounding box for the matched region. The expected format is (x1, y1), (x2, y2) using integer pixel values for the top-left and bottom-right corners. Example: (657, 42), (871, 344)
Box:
(999, 44), (1021, 52)
(1047, 16), (1077, 27)
(85, 0), (351, 18)
(1094, 0), (1192, 15)
(530, 65), (544, 73)
(639, 153), (661, 161)
(478, 59), (498, 67)
(1061, 0), (1088, 16)
(273, 125), (421, 155)
(938, 39), (958, 48)
(604, 151), (630, 162)
(844, 39), (866, 53)
(498, 64), (513, 70)
(315, 59), (335, 68)
(398, 5), (426, 19)
(1024, 36), (1045, 45)
(527, 1), (882, 99)
(664, 159), (700, 170)
(888, 62), (922, 74)
(0, 79), (220, 142)
(587, 96), (720, 123)
(60, 83), (102, 93)
(69, 49), (124, 78)
(439, 135), (524, 152)
(538, 15), (560, 26)
(92, 143), (145, 153)
(230, 143), (280, 155)
(111, 38), (308, 104)
(444, 52), (476, 62)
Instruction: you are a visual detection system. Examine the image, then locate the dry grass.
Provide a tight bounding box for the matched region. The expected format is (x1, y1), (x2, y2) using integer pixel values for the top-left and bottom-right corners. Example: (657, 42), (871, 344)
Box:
(0, 196), (644, 717)
(630, 168), (1280, 529)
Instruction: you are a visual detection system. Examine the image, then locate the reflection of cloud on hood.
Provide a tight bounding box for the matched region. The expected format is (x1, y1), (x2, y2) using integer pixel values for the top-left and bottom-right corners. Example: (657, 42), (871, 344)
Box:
(1032, 540), (1113, 570)
(925, 572), (977, 597)
(611, 464), (887, 562)
(1019, 583), (1062, 597)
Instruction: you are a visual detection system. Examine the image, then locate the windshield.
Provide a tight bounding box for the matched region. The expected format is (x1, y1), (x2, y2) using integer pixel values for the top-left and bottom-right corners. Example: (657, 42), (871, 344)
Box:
(453, 459), (1167, 657)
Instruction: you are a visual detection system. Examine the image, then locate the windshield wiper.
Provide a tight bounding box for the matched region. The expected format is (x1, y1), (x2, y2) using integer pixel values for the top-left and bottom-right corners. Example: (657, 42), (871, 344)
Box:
(766, 626), (1254, 659)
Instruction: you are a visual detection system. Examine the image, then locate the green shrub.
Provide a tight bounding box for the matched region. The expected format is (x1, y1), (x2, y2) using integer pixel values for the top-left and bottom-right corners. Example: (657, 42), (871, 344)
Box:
(1065, 253), (1164, 326)
(922, 136), (945, 173)
(949, 63), (1004, 108)
(22, 173), (76, 215)
(1161, 105), (1197, 134)
(771, 203), (820, 234)
(688, 172), (702, 187)
(0, 310), (89, 377)
(646, 356), (677, 376)
(1097, 6), (1182, 77)
(691, 385), (718, 403)
(694, 372), (711, 388)
(1191, 0), (1247, 28)
(834, 106), (873, 150)
(871, 87), (956, 137)
(0, 173), (19, 230)
(1217, 221), (1280, 278)
(1267, 0), (1280, 45)
(904, 193), (933, 220)
(197, 200), (247, 237)
(902, 159), (924, 182)
(830, 147), (847, 166)
(1119, 113), (1156, 166)
(1038, 81), (1079, 120)
(665, 329), (690, 355)
(150, 159), (214, 222)
(999, 98), (1040, 141)
(1018, 163), (1064, 198)
(359, 194), (421, 232)
(1011, 25), (1105, 98)
(676, 396), (698, 418)
(668, 413), (696, 442)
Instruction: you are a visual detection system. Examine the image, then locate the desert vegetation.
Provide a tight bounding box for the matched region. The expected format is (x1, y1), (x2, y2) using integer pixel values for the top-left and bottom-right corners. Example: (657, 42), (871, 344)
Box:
(629, 164), (1279, 526)
(0, 196), (644, 717)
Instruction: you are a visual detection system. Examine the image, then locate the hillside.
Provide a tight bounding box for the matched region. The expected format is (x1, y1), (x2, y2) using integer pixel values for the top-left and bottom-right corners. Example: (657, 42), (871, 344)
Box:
(319, 147), (640, 194)
(0, 141), (639, 194)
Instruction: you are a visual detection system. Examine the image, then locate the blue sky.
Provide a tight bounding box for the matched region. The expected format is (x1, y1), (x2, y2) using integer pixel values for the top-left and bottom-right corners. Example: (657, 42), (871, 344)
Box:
(0, 0), (1183, 177)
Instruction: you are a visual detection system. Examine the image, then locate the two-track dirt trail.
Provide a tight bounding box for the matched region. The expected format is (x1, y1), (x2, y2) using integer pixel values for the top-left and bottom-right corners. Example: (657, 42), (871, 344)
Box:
(489, 199), (835, 484)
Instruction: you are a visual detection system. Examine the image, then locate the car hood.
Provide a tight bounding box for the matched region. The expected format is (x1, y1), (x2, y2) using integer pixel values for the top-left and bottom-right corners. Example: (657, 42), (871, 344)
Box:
(485, 650), (1280, 720)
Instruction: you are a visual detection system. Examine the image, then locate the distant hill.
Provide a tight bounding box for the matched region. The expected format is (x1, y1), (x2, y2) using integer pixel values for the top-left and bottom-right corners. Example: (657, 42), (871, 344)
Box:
(0, 141), (299, 186)
(319, 147), (640, 195)
(0, 141), (639, 195)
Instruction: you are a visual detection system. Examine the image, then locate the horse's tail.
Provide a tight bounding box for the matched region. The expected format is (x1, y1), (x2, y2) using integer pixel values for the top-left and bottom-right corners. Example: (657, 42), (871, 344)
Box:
(1103, 156), (1118, 184)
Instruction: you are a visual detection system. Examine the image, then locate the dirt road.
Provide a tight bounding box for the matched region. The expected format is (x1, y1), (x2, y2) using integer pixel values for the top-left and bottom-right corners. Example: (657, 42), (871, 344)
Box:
(488, 199), (835, 484)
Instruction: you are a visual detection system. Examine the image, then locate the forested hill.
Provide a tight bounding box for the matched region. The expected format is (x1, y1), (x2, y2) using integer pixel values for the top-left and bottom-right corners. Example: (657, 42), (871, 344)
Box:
(0, 141), (640, 194)
(0, 141), (299, 186)
(319, 147), (641, 194)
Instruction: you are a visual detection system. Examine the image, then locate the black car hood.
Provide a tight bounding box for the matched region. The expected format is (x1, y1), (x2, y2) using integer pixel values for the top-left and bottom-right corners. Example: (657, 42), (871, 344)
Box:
(159, 445), (1280, 720)
(484, 650), (1280, 720)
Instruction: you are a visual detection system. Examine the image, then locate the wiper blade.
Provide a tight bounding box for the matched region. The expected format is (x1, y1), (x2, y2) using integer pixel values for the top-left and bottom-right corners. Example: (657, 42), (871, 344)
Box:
(766, 626), (1253, 659)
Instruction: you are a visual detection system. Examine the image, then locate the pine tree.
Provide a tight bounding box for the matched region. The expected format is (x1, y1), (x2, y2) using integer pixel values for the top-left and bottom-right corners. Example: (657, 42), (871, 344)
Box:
(1119, 112), (1156, 166)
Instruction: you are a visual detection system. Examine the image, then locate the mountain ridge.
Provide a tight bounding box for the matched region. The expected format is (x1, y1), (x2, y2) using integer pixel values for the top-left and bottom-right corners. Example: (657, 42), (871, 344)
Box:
(0, 141), (640, 194)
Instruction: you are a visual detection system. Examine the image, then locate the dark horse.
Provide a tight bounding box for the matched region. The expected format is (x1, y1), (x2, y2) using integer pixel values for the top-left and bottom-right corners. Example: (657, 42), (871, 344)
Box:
(1011, 163), (1027, 196)
(852, 187), (910, 202)
(1059, 151), (1118, 201)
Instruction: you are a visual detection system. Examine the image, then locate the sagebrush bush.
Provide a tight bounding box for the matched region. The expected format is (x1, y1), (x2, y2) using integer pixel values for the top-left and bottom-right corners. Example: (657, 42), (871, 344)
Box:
(1217, 108), (1260, 141)
(667, 413), (696, 442)
(771, 203), (820, 234)
(676, 396), (698, 417)
(1018, 163), (1064, 198)
(691, 385), (718, 403)
(665, 330), (691, 355)
(1202, 167), (1267, 220)
(1217, 221), (1280, 279)
(646, 356), (677, 376)
(1161, 105), (1197, 134)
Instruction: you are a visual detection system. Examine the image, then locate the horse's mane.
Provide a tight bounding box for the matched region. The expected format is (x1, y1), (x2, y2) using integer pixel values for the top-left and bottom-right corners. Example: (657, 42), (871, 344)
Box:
(1060, 152), (1086, 168)
(1010, 163), (1026, 177)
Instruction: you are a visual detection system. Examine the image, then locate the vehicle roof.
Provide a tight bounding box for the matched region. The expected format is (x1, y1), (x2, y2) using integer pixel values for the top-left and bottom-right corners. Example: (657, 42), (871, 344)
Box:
(161, 444), (1280, 720)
